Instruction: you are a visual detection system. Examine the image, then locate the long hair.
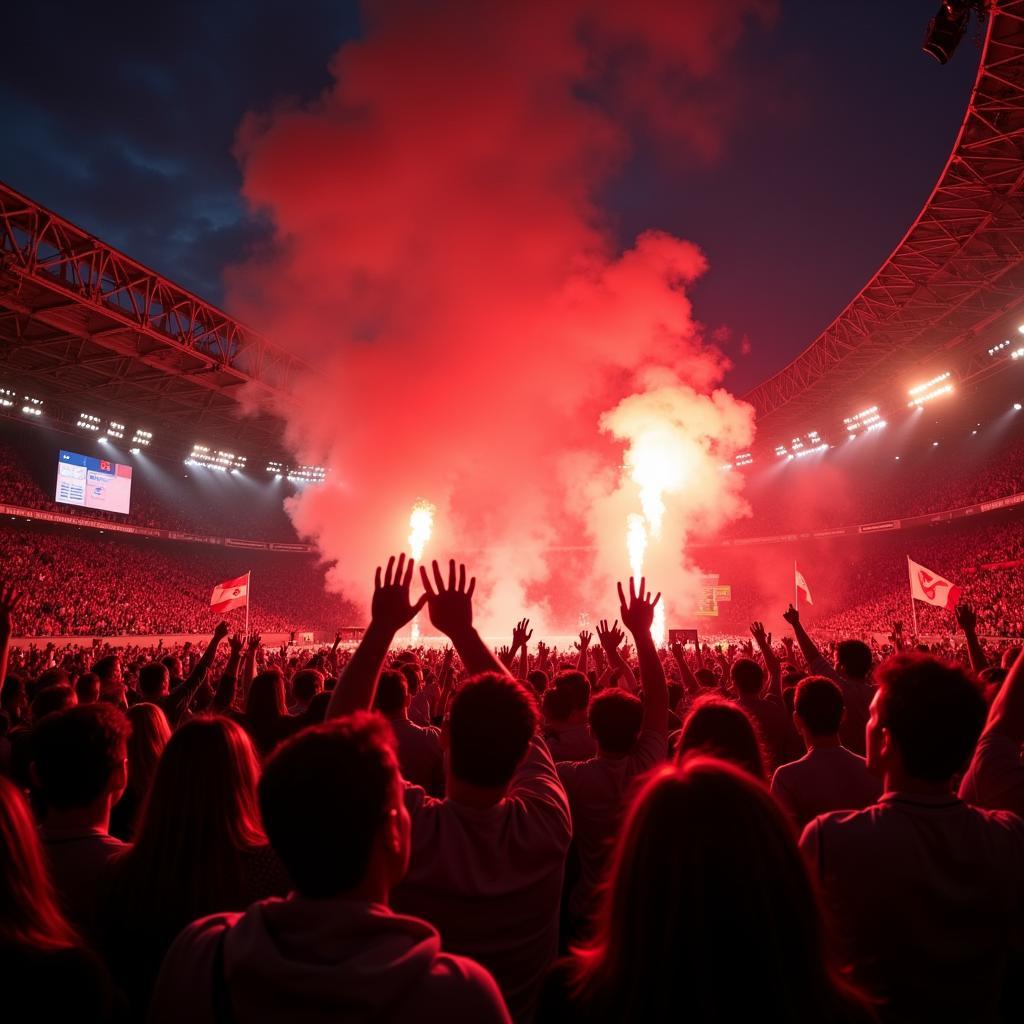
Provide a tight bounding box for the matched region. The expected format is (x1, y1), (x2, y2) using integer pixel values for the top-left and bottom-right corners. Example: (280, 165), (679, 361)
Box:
(0, 776), (79, 950)
(569, 758), (872, 1022)
(247, 668), (288, 720)
(676, 695), (767, 780)
(120, 703), (170, 823)
(245, 668), (289, 754)
(109, 716), (267, 940)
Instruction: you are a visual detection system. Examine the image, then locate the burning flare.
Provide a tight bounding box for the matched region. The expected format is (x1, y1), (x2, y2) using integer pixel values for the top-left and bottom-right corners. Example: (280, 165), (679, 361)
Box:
(408, 500), (435, 640)
(622, 429), (689, 647)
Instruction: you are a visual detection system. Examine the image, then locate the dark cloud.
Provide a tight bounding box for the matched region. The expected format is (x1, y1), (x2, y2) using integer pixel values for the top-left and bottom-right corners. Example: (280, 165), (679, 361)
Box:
(0, 0), (358, 302)
(0, 0), (981, 388)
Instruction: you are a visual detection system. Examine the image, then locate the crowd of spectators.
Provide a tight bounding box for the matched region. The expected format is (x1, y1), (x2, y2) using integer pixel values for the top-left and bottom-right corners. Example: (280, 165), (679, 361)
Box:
(2, 553), (1023, 1023)
(0, 522), (355, 636)
(707, 513), (1024, 639)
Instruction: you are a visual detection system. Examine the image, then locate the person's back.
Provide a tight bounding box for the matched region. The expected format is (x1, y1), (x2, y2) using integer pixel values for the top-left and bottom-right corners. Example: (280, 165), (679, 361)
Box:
(0, 775), (122, 1024)
(374, 669), (444, 794)
(32, 702), (130, 944)
(558, 689), (667, 926)
(151, 717), (509, 1024)
(731, 657), (802, 770)
(538, 758), (874, 1024)
(103, 716), (289, 1016)
(393, 673), (571, 1022)
(771, 677), (880, 830)
(390, 716), (444, 793)
(545, 671), (596, 763)
(802, 654), (1021, 1022)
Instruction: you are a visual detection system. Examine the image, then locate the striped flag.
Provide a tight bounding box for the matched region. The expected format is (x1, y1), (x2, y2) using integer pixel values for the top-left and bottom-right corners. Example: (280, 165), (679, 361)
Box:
(210, 572), (249, 614)
(795, 564), (813, 605)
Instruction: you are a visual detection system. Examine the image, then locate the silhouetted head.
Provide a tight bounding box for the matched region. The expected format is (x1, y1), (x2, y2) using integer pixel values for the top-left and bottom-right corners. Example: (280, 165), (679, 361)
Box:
(793, 676), (844, 739)
(569, 757), (868, 1020)
(373, 669), (409, 716)
(138, 662), (170, 699)
(731, 658), (764, 697)
(589, 689), (643, 755)
(448, 673), (538, 789)
(867, 654), (986, 783)
(32, 703), (130, 810)
(836, 640), (872, 681)
(260, 714), (408, 897)
(677, 696), (766, 780)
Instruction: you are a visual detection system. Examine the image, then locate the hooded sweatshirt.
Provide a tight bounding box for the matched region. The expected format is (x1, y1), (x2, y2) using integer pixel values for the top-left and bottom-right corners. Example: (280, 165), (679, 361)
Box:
(149, 897), (510, 1024)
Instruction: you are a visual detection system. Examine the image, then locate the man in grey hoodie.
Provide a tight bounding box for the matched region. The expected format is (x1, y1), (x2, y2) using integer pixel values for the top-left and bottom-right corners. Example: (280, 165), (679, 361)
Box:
(149, 714), (510, 1023)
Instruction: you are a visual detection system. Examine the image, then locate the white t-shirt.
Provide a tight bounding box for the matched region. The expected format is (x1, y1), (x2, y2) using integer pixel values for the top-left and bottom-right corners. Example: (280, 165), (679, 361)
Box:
(801, 792), (1024, 1022)
(557, 730), (667, 921)
(393, 736), (572, 1023)
(771, 745), (881, 830)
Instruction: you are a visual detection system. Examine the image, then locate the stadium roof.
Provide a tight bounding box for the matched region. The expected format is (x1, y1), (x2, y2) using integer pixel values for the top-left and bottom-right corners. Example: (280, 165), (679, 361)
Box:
(745, 0), (1024, 446)
(0, 182), (308, 457)
(4, 3), (1024, 462)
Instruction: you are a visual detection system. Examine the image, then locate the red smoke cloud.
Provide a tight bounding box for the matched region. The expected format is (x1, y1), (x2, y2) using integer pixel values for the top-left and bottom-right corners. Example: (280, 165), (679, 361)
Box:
(227, 1), (771, 633)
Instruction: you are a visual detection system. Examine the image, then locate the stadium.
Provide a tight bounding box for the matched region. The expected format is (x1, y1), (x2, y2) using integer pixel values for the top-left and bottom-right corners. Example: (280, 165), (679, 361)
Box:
(3, 7), (1024, 645)
(4, 4), (1024, 1024)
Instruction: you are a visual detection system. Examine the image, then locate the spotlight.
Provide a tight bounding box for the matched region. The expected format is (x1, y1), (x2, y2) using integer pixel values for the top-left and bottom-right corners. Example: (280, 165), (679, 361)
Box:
(908, 372), (953, 408)
(1015, 403), (1022, 411)
(98, 436), (108, 444)
(129, 447), (141, 455)
(922, 1), (972, 65)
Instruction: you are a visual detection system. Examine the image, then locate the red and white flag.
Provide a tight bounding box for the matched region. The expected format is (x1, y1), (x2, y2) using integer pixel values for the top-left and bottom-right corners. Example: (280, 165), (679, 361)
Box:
(795, 563), (813, 605)
(210, 572), (249, 614)
(907, 558), (960, 609)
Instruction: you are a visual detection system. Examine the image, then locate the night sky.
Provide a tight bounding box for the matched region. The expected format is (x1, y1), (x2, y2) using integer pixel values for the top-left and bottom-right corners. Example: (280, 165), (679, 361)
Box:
(0, 1), (980, 395)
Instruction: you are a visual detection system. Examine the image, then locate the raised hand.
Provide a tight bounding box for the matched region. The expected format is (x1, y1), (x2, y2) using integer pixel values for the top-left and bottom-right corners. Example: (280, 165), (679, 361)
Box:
(228, 633), (243, 655)
(420, 559), (475, 639)
(750, 621), (771, 649)
(740, 639), (755, 658)
(574, 630), (592, 652)
(596, 618), (625, 653)
(617, 577), (661, 637)
(782, 604), (800, 626)
(246, 633), (261, 654)
(512, 618), (533, 649)
(498, 645), (514, 667)
(371, 553), (428, 633)
(0, 583), (23, 638)
(955, 605), (977, 633)
(213, 620), (230, 641)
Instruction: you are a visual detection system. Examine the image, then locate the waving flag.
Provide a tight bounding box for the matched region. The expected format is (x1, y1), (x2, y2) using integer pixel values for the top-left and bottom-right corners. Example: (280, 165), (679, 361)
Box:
(907, 558), (960, 609)
(795, 563), (813, 605)
(210, 572), (250, 614)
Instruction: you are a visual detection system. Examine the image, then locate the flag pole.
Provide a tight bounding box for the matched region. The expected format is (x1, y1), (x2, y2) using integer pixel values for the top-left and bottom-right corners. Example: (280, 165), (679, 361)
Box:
(245, 570), (251, 637)
(794, 560), (798, 608)
(907, 557), (918, 641)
